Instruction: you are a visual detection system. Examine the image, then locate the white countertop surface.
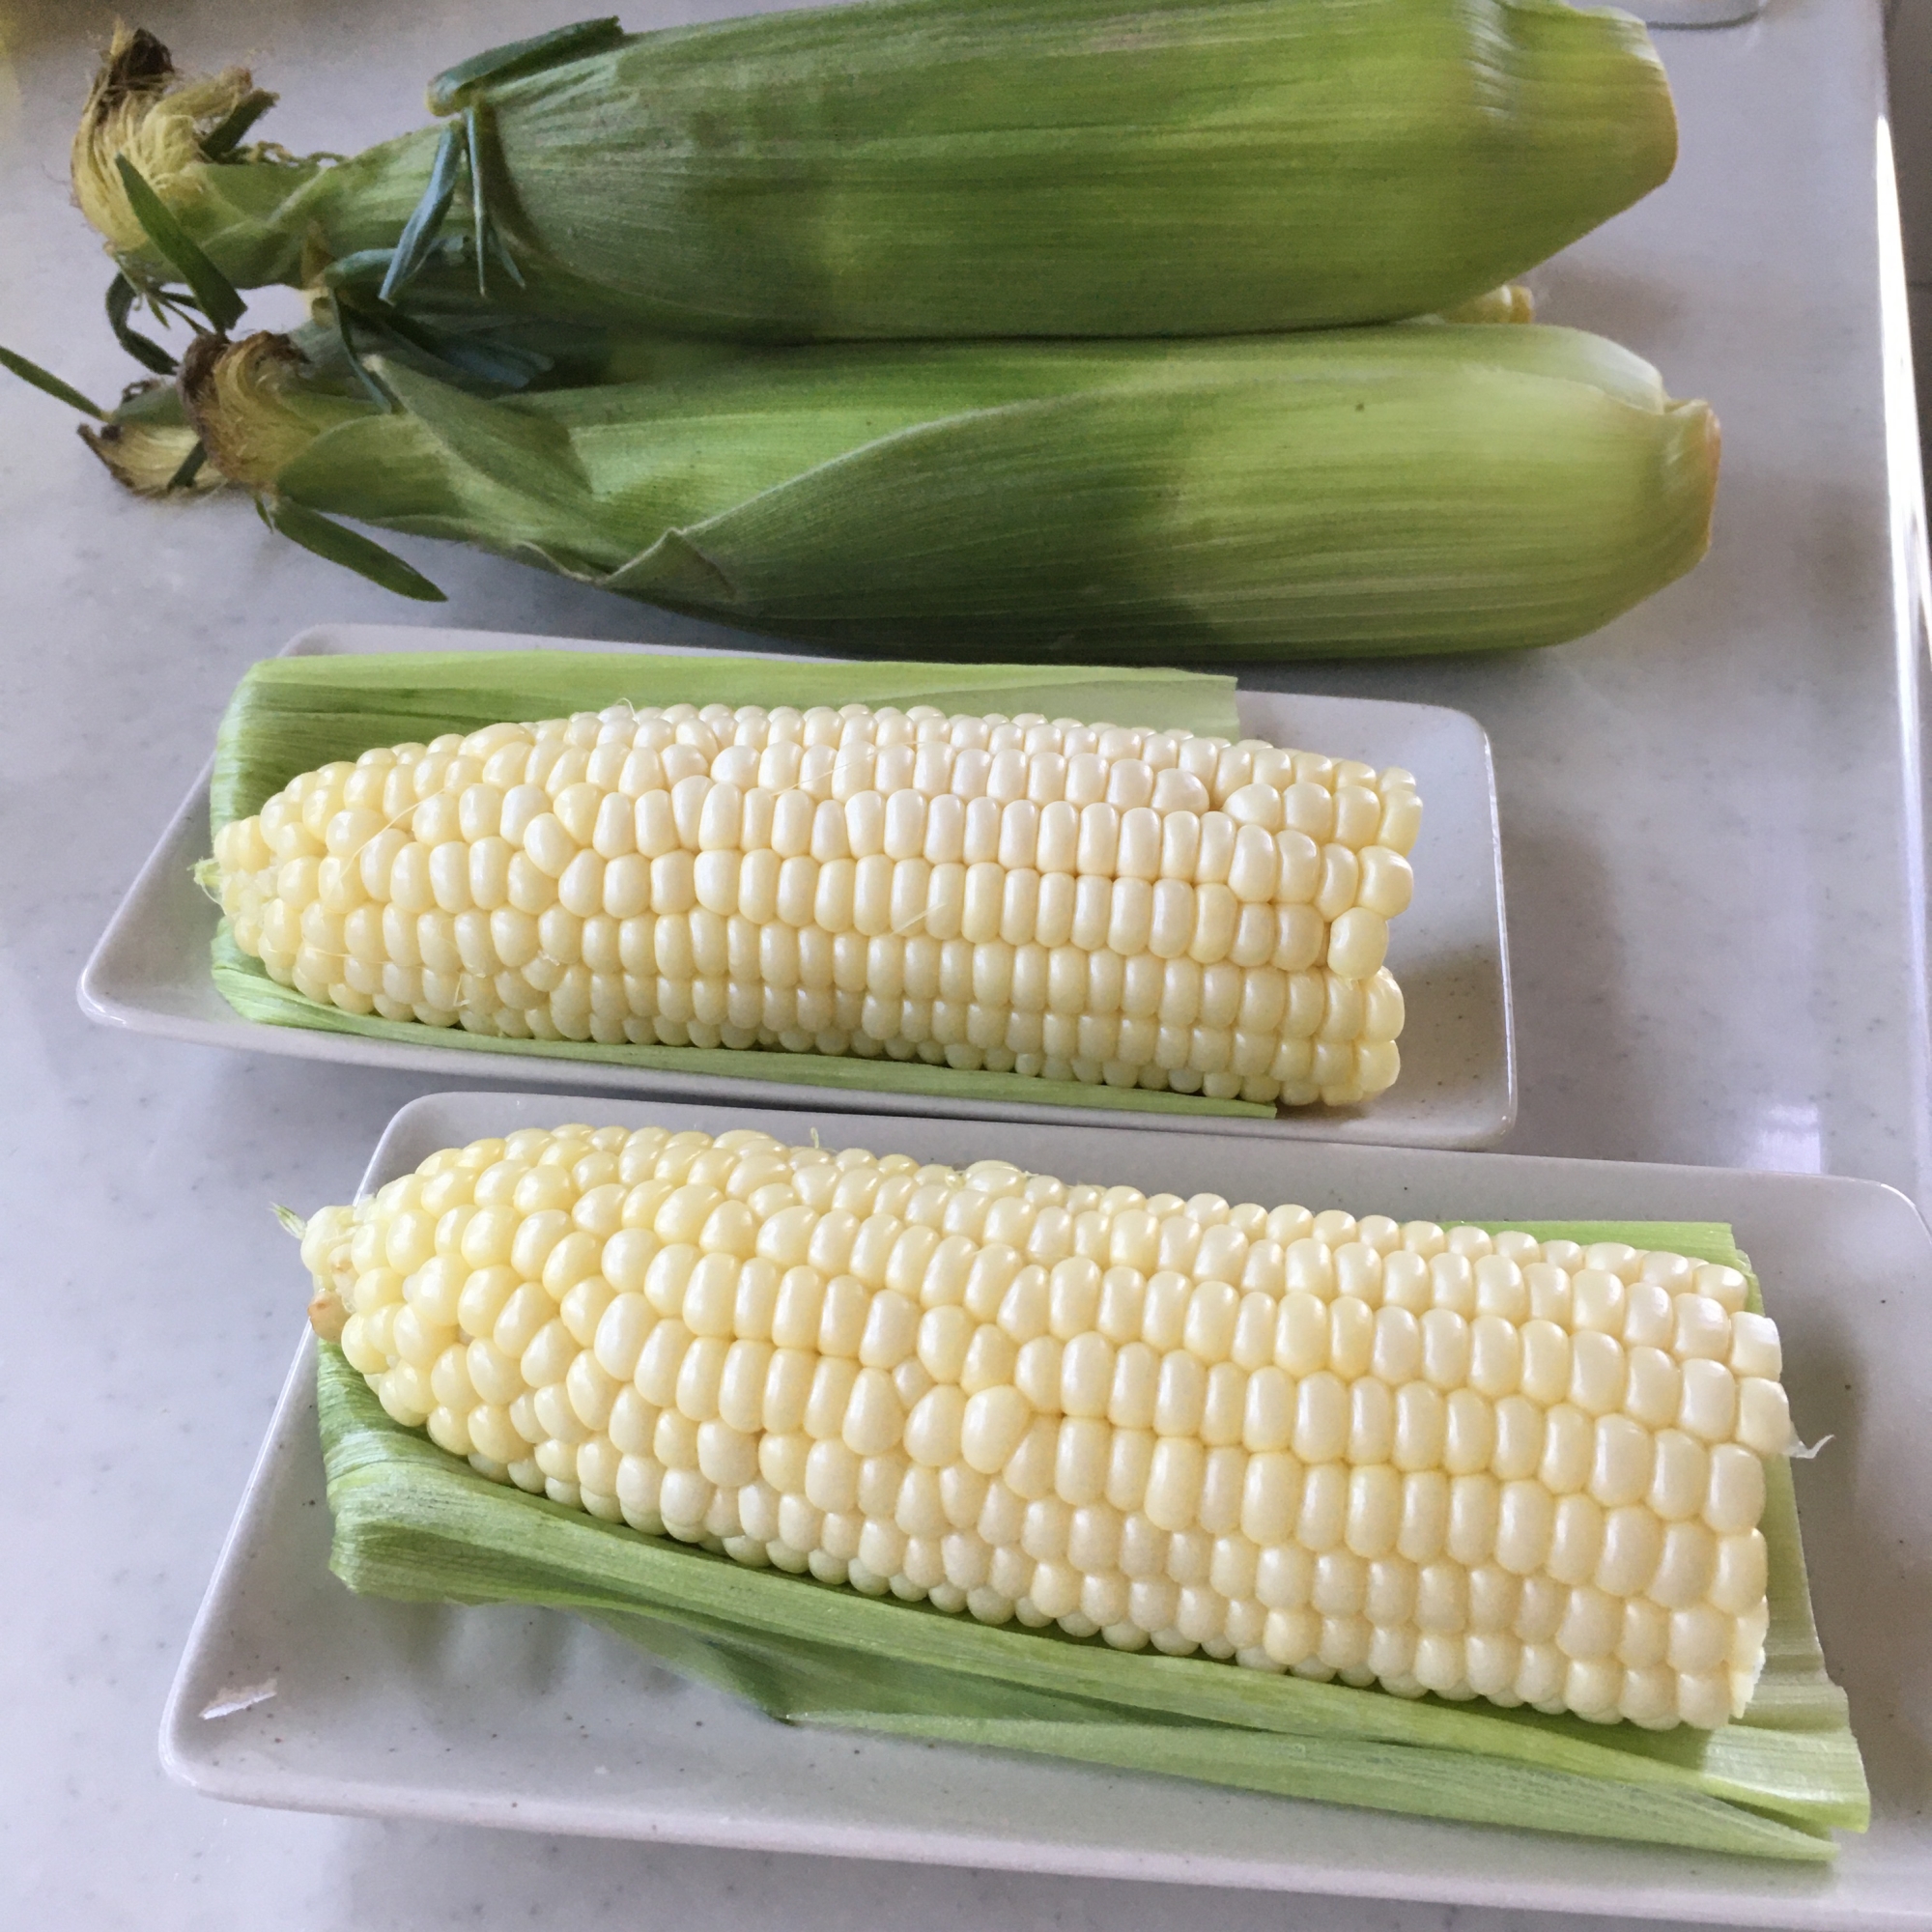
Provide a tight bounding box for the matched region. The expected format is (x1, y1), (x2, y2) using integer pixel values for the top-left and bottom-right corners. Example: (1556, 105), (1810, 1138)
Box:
(0, 2), (1920, 1927)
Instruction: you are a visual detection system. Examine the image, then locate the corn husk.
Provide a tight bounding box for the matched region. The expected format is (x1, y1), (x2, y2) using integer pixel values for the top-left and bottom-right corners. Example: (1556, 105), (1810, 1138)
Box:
(187, 322), (1718, 659)
(207, 648), (1281, 1120)
(0, 342), (216, 492)
(76, 2), (1674, 341)
(72, 26), (431, 295)
(73, 379), (215, 495)
(319, 1219), (1866, 1861)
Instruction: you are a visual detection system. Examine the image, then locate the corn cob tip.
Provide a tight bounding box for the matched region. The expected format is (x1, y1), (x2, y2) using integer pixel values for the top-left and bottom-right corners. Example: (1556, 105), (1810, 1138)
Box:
(1438, 285), (1536, 327)
(1670, 398), (1722, 570)
(71, 26), (272, 264)
(302, 1201), (357, 1342)
(78, 419), (194, 496)
(309, 1288), (350, 1343)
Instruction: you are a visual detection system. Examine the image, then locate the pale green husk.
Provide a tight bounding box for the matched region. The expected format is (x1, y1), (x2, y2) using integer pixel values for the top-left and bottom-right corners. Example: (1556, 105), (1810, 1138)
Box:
(319, 1221), (1866, 1861)
(209, 649), (1278, 1120)
(81, 0), (1675, 341)
(77, 379), (218, 495)
(203, 323), (1719, 659)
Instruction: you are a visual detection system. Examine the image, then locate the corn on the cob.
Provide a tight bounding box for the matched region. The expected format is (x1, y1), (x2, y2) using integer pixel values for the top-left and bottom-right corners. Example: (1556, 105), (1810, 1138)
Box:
(214, 702), (1418, 1107)
(303, 1123), (1796, 1730)
(184, 323), (1718, 658)
(75, 4), (1674, 341)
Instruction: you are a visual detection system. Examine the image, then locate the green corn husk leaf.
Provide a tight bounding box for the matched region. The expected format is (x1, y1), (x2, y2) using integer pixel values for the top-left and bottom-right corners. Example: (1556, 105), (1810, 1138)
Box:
(308, 270), (767, 405)
(74, 2), (1673, 341)
(319, 1219), (1864, 1861)
(113, 153), (246, 332)
(322, 276), (757, 396)
(105, 271), (185, 376)
(0, 343), (107, 418)
(207, 648), (1272, 1120)
(257, 496), (448, 602)
(192, 322), (1718, 660)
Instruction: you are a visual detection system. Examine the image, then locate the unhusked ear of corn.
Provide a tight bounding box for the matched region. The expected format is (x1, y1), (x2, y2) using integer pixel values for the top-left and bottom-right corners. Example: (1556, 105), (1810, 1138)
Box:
(303, 1122), (1799, 1731)
(213, 701), (1419, 1107)
(74, 2), (1674, 340)
(185, 323), (1719, 659)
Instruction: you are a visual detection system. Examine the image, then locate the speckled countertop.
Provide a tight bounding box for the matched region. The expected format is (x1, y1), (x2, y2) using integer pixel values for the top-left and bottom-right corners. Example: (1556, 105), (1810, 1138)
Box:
(0, 1), (1922, 1927)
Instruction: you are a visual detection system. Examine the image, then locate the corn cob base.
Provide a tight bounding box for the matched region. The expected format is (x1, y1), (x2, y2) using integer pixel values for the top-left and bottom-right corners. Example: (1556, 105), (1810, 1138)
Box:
(215, 702), (1417, 1107)
(303, 1124), (1794, 1731)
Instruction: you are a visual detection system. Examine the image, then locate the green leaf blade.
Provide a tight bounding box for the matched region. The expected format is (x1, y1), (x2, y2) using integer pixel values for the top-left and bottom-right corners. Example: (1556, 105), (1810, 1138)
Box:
(259, 497), (446, 602)
(113, 156), (246, 334)
(199, 87), (278, 161)
(0, 345), (105, 419)
(427, 16), (624, 115)
(377, 121), (466, 304)
(106, 274), (181, 377)
(166, 441), (209, 493)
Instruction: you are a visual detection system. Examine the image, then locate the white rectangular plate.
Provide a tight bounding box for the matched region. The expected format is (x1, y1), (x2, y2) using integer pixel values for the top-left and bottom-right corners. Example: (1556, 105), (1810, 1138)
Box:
(78, 624), (1512, 1149)
(1641, 2), (1765, 24)
(164, 1089), (1930, 1930)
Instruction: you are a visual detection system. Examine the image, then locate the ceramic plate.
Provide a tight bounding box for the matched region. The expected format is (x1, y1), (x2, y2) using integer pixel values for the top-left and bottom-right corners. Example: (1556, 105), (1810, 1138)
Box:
(162, 1090), (1931, 1929)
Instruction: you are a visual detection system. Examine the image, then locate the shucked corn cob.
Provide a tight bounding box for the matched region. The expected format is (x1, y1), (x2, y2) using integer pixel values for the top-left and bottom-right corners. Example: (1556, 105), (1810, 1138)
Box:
(303, 1124), (1795, 1730)
(213, 702), (1418, 1107)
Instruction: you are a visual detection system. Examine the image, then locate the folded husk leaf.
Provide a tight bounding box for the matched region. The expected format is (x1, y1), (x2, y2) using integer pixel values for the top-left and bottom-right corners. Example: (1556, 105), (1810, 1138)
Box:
(194, 322), (1719, 660)
(75, 1), (1673, 341)
(319, 1219), (1864, 1860)
(207, 649), (1279, 1120)
(77, 379), (218, 495)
